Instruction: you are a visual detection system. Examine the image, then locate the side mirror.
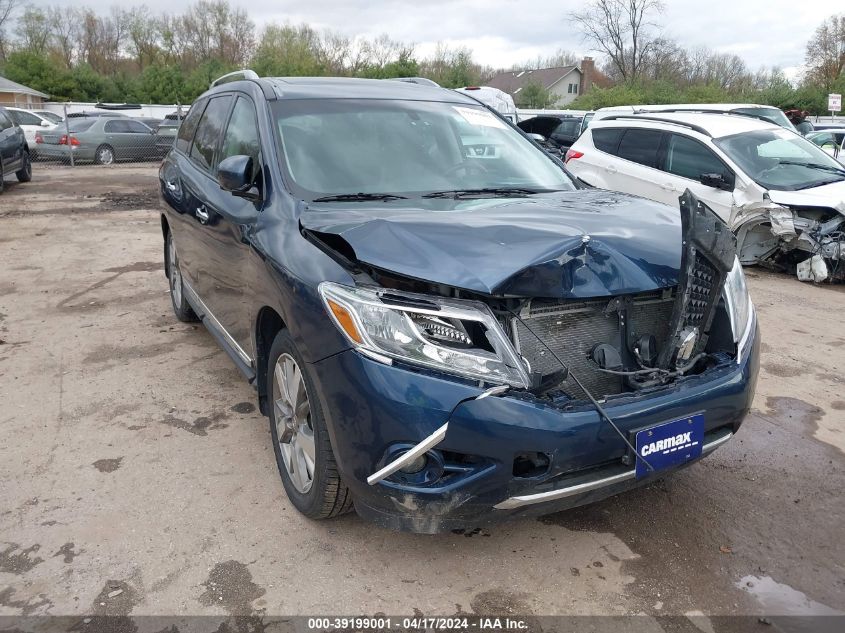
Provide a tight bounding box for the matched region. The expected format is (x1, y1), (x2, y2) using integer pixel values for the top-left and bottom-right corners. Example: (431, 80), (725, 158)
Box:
(218, 154), (261, 201)
(527, 133), (546, 143)
(699, 173), (733, 191)
(41, 120), (52, 127)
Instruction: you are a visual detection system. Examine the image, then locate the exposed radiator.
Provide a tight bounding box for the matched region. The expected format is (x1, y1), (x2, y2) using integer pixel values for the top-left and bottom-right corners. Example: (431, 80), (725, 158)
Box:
(512, 290), (675, 399)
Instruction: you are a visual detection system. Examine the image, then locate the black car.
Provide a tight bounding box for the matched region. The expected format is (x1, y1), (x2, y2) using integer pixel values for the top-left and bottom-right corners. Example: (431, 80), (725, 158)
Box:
(0, 106), (32, 193)
(518, 114), (589, 153)
(159, 74), (758, 533)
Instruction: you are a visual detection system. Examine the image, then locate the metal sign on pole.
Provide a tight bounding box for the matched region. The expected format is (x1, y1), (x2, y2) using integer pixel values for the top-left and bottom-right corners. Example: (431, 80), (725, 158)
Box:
(829, 93), (841, 123)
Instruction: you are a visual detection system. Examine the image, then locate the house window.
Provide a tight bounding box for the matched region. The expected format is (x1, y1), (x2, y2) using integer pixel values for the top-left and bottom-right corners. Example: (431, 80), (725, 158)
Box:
(567, 84), (573, 94)
(573, 84), (578, 94)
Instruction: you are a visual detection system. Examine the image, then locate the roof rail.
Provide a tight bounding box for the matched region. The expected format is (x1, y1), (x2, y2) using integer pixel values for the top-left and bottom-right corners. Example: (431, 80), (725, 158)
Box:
(639, 107), (776, 126)
(210, 69), (260, 89)
(387, 77), (441, 87)
(601, 115), (712, 137)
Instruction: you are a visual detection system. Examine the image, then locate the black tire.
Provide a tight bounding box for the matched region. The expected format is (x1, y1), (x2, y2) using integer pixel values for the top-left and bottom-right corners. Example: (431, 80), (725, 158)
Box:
(0, 162), (4, 194)
(95, 144), (115, 165)
(16, 151), (32, 182)
(165, 231), (198, 322)
(267, 329), (353, 519)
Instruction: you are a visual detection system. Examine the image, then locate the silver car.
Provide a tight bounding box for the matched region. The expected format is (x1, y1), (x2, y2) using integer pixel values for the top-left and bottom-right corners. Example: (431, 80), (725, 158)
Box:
(36, 117), (159, 164)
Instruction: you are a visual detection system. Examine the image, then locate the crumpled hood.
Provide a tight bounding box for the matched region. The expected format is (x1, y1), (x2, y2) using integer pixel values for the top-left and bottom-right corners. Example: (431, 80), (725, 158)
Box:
(767, 180), (845, 214)
(301, 190), (682, 299)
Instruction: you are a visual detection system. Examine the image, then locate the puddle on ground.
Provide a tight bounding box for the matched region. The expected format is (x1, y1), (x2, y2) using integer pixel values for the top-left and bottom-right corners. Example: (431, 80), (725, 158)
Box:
(736, 575), (843, 616)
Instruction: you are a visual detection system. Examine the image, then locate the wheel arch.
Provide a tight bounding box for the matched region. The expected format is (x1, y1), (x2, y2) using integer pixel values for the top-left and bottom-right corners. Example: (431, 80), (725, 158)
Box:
(255, 306), (288, 415)
(161, 215), (171, 278)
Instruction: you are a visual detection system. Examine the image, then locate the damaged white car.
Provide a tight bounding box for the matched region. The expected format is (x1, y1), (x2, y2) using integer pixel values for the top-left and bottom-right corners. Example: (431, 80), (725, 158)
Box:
(565, 112), (845, 282)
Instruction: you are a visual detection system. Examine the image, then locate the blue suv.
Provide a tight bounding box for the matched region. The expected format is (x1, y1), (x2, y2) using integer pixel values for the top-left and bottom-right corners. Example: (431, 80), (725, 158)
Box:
(159, 72), (759, 533)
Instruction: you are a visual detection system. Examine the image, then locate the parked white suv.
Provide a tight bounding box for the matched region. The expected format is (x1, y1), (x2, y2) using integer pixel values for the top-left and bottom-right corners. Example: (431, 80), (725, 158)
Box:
(565, 112), (845, 281)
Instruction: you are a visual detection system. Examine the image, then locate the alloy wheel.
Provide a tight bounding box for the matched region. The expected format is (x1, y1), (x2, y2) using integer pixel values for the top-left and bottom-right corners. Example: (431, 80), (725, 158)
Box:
(273, 353), (315, 494)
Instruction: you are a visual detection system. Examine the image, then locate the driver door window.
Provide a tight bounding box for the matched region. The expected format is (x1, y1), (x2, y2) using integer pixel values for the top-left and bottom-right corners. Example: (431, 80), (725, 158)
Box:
(220, 97), (261, 184)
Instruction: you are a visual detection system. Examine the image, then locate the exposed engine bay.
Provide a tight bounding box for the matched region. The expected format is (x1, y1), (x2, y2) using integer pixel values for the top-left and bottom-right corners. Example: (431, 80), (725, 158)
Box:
(733, 198), (845, 282)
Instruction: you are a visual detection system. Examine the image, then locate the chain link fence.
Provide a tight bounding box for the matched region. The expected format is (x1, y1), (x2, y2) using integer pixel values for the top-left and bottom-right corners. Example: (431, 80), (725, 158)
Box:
(1, 101), (185, 167)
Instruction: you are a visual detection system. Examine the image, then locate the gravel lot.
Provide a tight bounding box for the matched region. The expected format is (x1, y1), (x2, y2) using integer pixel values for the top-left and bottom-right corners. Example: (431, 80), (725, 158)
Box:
(0, 165), (843, 627)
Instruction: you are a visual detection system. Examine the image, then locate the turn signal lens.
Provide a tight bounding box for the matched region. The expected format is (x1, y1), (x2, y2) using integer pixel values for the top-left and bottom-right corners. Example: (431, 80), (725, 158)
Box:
(564, 149), (583, 163)
(326, 298), (363, 344)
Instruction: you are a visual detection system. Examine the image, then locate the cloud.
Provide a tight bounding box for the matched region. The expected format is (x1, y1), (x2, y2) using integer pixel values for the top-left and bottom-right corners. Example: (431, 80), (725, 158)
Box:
(47, 0), (844, 72)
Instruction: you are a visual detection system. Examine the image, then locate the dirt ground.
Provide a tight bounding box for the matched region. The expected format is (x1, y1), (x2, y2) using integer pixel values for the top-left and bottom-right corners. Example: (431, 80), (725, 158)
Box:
(0, 165), (843, 628)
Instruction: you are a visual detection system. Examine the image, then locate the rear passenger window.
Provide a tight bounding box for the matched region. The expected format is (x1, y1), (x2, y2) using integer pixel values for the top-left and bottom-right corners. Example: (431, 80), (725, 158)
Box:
(591, 128), (624, 154)
(104, 120), (127, 133)
(617, 129), (663, 168)
(665, 134), (731, 181)
(175, 100), (207, 154)
(0, 111), (13, 131)
(189, 96), (232, 172)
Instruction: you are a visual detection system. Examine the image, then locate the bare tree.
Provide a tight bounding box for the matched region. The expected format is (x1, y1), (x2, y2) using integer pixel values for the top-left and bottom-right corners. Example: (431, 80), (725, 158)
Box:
(805, 13), (845, 89)
(15, 6), (51, 55)
(571, 0), (664, 81)
(48, 6), (81, 68)
(0, 0), (21, 60)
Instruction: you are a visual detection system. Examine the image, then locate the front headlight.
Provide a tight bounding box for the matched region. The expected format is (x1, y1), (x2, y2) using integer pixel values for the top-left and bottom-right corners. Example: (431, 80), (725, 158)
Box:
(722, 256), (752, 344)
(319, 282), (530, 388)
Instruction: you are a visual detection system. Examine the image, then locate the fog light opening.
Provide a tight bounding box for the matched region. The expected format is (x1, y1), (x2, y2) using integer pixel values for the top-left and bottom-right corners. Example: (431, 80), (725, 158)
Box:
(398, 452), (428, 474)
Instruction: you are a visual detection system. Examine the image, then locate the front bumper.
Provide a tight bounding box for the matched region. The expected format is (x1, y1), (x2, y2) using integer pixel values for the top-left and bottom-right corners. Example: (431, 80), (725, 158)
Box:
(310, 317), (760, 533)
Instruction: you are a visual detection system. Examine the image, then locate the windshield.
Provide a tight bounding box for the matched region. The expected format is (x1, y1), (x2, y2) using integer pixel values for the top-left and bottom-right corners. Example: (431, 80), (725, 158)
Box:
(715, 128), (845, 191)
(272, 99), (574, 200)
(733, 107), (794, 130)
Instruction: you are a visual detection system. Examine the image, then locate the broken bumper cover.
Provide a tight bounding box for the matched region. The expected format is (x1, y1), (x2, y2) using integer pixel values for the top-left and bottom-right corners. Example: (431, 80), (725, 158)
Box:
(310, 316), (760, 533)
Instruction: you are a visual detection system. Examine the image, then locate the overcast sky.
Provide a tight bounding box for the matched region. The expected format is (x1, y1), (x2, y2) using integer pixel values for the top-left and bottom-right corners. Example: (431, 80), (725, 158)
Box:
(41, 0), (844, 77)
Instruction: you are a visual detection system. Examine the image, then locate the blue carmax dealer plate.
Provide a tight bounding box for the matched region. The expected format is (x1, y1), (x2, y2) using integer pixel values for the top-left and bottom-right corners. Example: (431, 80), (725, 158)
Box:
(635, 413), (704, 478)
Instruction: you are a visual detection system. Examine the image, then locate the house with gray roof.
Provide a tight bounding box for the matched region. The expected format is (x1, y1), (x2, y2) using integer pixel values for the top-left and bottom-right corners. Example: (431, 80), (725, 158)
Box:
(0, 76), (49, 107)
(486, 57), (611, 107)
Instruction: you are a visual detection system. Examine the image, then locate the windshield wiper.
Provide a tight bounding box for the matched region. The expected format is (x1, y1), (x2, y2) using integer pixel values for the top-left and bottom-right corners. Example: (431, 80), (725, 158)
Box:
(422, 187), (552, 199)
(775, 160), (845, 176)
(312, 192), (408, 202)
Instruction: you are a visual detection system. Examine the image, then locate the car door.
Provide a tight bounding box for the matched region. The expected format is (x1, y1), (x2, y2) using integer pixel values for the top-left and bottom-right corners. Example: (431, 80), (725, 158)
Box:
(176, 95), (236, 331)
(123, 120), (156, 159)
(199, 95), (264, 353)
(102, 119), (133, 158)
(160, 99), (208, 296)
(604, 127), (667, 203)
(657, 133), (736, 220)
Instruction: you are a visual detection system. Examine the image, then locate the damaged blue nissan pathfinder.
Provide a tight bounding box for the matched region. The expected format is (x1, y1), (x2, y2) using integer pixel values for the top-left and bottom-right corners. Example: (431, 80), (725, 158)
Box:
(159, 73), (759, 533)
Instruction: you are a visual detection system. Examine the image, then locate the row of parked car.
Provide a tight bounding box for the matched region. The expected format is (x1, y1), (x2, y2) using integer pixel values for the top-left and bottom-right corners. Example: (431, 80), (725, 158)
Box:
(510, 102), (845, 283)
(2, 107), (184, 165)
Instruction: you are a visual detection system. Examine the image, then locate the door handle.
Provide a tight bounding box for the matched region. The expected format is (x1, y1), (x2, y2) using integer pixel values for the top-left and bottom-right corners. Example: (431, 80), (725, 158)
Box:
(661, 182), (676, 191)
(605, 165), (618, 174)
(196, 205), (209, 223)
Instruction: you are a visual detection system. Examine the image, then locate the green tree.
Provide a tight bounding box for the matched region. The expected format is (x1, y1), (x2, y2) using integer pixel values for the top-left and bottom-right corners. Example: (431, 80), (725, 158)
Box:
(517, 81), (555, 108)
